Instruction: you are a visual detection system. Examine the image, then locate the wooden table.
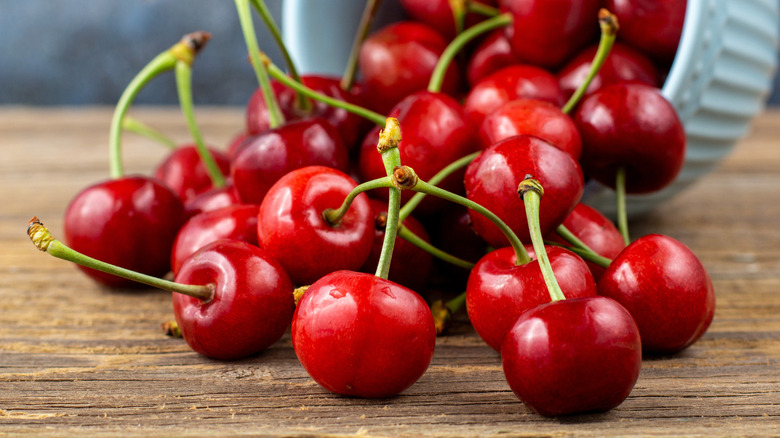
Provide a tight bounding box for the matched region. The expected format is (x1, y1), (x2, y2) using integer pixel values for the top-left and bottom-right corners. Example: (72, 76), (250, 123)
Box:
(1, 107), (778, 436)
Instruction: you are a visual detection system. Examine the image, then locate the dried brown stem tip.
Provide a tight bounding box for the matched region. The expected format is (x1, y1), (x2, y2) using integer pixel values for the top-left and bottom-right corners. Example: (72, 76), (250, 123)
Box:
(294, 285), (310, 307)
(518, 175), (544, 200)
(431, 299), (452, 336)
(375, 211), (388, 231)
(598, 8), (619, 36)
(377, 117), (402, 152)
(183, 31), (212, 54)
(392, 165), (419, 190)
(161, 320), (182, 338)
(27, 216), (54, 252)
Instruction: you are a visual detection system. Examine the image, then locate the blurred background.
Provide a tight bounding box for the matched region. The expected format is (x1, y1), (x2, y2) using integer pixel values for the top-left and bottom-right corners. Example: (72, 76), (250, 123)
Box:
(1, 0), (779, 107)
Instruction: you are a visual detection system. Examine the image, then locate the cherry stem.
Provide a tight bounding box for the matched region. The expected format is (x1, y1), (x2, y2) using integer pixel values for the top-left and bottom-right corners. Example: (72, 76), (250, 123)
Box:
(561, 8), (619, 114)
(519, 177), (566, 302)
(341, 0), (384, 92)
(401, 172), (531, 265)
(555, 224), (602, 258)
(249, 0), (311, 113)
(431, 291), (467, 335)
(448, 0), (467, 35)
(321, 176), (394, 226)
(175, 61), (227, 188)
(428, 12), (512, 93)
(108, 32), (209, 179)
(615, 166), (630, 245)
(266, 60), (386, 126)
(235, 0), (285, 128)
(398, 151), (480, 223)
(545, 241), (612, 268)
(374, 118), (404, 280)
(26, 217), (213, 301)
(122, 116), (177, 150)
(467, 1), (500, 17)
(397, 225), (475, 269)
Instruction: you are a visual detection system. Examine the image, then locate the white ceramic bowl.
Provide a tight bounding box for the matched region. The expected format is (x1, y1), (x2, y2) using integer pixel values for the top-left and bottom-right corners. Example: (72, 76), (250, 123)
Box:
(282, 0), (779, 217)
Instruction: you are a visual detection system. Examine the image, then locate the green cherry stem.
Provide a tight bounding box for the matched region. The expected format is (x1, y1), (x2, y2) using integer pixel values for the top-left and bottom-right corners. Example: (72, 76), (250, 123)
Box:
(374, 118), (404, 280)
(555, 224), (599, 256)
(428, 12), (512, 93)
(341, 0), (384, 92)
(108, 31), (210, 179)
(27, 217), (213, 301)
(175, 61), (227, 188)
(448, 0), (467, 36)
(249, 0), (311, 112)
(544, 240), (612, 268)
(467, 0), (500, 17)
(321, 176), (395, 226)
(235, 0), (285, 128)
(122, 116), (177, 150)
(518, 177), (566, 302)
(399, 169), (531, 265)
(615, 166), (630, 245)
(561, 8), (619, 114)
(397, 225), (475, 269)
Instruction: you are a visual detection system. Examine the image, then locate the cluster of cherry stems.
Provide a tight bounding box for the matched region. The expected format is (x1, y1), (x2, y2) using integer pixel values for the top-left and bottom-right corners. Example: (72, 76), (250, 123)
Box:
(29, 0), (714, 417)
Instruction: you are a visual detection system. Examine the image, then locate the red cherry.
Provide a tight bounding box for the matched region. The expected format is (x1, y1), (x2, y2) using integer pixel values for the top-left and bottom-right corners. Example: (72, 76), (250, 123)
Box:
(606, 0), (686, 65)
(478, 98), (582, 159)
(173, 239), (294, 360)
(183, 183), (242, 217)
(400, 0), (497, 40)
(292, 270), (436, 398)
(154, 145), (231, 202)
(359, 91), (477, 215)
(257, 166), (374, 285)
(231, 117), (349, 205)
(358, 21), (462, 114)
(246, 75), (371, 151)
(501, 296), (642, 416)
(547, 202), (625, 281)
(360, 199), (434, 290)
(499, 0), (601, 68)
(226, 131), (249, 160)
(464, 64), (564, 129)
(467, 245), (597, 351)
(598, 234), (716, 355)
(171, 204), (259, 275)
(465, 30), (518, 87)
(574, 83), (685, 193)
(63, 176), (187, 287)
(464, 135), (584, 248)
(557, 42), (660, 101)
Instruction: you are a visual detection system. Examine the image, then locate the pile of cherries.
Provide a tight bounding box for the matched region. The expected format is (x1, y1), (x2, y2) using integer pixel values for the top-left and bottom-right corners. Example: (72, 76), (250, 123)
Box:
(29, 0), (716, 417)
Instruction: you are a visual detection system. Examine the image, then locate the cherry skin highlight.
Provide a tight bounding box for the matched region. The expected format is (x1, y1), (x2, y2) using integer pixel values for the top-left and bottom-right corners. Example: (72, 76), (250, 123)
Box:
(292, 270), (436, 398)
(173, 239), (294, 361)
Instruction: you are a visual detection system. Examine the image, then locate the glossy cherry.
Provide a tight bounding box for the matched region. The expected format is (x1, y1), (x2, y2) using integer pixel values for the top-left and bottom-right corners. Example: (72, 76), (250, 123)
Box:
(501, 295), (642, 416)
(575, 82), (686, 194)
(183, 183), (242, 217)
(256, 166), (374, 285)
(231, 117), (349, 205)
(399, 0), (496, 40)
(598, 234), (716, 355)
(606, 0), (686, 64)
(358, 21), (462, 115)
(464, 65), (564, 129)
(171, 204), (259, 275)
(467, 245), (597, 351)
(292, 270), (436, 398)
(63, 175), (187, 288)
(173, 239), (294, 360)
(557, 42), (660, 101)
(478, 98), (582, 158)
(465, 30), (517, 87)
(153, 144), (230, 202)
(499, 0), (601, 68)
(464, 135), (584, 248)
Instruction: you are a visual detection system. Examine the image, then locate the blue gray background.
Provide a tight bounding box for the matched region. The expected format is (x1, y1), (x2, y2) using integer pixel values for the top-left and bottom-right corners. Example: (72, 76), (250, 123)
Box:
(2, 1), (779, 106)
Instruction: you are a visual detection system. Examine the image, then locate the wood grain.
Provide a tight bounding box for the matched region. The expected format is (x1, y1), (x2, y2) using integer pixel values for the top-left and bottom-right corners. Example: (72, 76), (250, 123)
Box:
(1, 107), (779, 437)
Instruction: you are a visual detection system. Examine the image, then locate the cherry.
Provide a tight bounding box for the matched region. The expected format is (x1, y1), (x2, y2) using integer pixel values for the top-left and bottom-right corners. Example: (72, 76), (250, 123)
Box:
(501, 296), (642, 416)
(359, 91), (477, 215)
(64, 176), (186, 288)
(183, 183), (242, 217)
(598, 234), (716, 355)
(171, 204), (260, 275)
(463, 65), (564, 128)
(574, 82), (686, 194)
(292, 270), (436, 398)
(464, 135), (584, 248)
(231, 117), (349, 205)
(358, 21), (462, 114)
(557, 42), (660, 101)
(399, 0), (497, 40)
(174, 239), (294, 360)
(477, 98), (582, 158)
(466, 244), (597, 351)
(465, 30), (518, 87)
(154, 144), (231, 202)
(606, 0), (686, 65)
(256, 166), (374, 285)
(499, 0), (601, 69)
